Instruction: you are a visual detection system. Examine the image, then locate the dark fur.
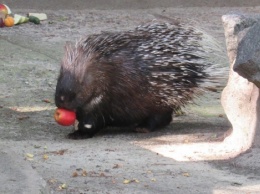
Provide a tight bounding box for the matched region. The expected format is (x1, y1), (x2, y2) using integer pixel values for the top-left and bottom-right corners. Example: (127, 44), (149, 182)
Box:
(55, 22), (220, 139)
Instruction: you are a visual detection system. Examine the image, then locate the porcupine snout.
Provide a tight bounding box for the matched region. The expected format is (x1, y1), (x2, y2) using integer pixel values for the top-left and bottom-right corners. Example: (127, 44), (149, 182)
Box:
(55, 73), (78, 110)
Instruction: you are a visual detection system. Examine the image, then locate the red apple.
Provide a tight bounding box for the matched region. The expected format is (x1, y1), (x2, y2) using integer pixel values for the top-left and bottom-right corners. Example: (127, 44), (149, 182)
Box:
(54, 108), (76, 126)
(0, 4), (11, 17)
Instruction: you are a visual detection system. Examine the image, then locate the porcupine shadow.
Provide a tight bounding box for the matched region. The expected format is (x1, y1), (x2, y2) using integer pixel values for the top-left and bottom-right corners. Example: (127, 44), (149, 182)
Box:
(55, 18), (228, 140)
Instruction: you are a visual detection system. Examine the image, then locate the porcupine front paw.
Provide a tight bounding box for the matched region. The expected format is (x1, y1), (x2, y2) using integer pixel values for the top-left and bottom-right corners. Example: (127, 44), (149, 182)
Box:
(68, 122), (97, 139)
(67, 129), (95, 139)
(67, 117), (102, 139)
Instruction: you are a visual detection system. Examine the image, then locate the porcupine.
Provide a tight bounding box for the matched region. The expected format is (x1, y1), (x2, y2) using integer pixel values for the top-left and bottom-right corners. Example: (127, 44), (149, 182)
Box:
(55, 21), (225, 139)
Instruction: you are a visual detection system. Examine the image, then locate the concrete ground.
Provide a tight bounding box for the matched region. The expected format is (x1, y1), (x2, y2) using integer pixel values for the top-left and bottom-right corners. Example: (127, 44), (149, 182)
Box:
(1, 1), (260, 194)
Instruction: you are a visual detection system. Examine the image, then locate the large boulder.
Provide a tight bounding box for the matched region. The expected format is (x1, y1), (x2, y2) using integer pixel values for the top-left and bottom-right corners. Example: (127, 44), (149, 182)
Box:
(221, 13), (260, 150)
(230, 14), (260, 87)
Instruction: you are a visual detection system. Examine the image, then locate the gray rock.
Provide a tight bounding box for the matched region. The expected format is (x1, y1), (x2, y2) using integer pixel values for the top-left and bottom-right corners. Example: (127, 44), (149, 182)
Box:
(221, 13), (260, 154)
(223, 13), (260, 88)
